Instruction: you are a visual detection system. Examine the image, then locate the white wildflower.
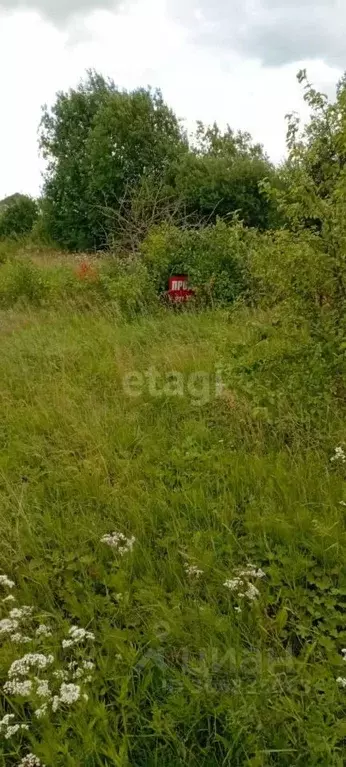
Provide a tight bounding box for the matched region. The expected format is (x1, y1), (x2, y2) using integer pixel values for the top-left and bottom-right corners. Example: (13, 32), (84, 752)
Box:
(337, 677), (346, 688)
(185, 564), (204, 578)
(101, 531), (136, 555)
(35, 679), (51, 699)
(8, 653), (54, 678)
(224, 578), (242, 591)
(245, 583), (260, 601)
(34, 704), (49, 719)
(52, 695), (60, 713)
(35, 624), (52, 638)
(0, 713), (15, 730)
(53, 670), (68, 681)
(4, 678), (33, 696)
(234, 606), (242, 613)
(0, 618), (19, 635)
(62, 639), (74, 649)
(339, 501), (346, 507)
(72, 660), (95, 680)
(331, 446), (346, 464)
(0, 574), (15, 589)
(62, 625), (94, 648)
(82, 660), (94, 671)
(5, 723), (28, 739)
(9, 607), (33, 620)
(17, 753), (45, 766)
(3, 594), (16, 603)
(59, 682), (81, 706)
(11, 633), (32, 644)
(224, 564), (264, 602)
(238, 566), (266, 580)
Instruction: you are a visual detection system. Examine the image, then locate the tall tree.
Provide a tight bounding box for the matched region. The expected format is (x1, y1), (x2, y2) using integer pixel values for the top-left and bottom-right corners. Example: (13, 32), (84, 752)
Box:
(40, 71), (187, 250)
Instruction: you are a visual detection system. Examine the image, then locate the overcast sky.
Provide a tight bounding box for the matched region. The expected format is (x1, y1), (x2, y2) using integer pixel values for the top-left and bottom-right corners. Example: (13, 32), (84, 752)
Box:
(0, 0), (343, 198)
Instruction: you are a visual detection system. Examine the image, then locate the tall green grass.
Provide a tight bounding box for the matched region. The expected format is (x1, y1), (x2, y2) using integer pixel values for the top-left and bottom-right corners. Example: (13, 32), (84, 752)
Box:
(0, 265), (345, 764)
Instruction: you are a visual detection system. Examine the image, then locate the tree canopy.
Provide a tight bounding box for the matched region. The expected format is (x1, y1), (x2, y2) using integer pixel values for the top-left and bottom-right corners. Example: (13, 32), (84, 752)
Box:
(39, 71), (278, 250)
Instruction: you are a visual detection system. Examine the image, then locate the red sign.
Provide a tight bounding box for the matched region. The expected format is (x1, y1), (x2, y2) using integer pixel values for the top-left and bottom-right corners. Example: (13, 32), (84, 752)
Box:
(166, 274), (195, 303)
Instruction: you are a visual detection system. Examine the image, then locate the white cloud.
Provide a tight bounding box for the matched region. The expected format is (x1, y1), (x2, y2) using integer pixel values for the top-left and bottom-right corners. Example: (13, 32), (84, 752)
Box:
(0, 0), (342, 198)
(171, 0), (346, 68)
(0, 0), (121, 24)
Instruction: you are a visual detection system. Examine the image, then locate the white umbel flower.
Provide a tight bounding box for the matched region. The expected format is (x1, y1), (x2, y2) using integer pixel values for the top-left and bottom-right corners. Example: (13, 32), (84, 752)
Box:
(9, 607), (33, 620)
(8, 653), (54, 678)
(53, 670), (68, 681)
(59, 683), (81, 706)
(11, 633), (32, 644)
(3, 678), (33, 696)
(331, 446), (346, 464)
(62, 625), (94, 649)
(17, 754), (45, 767)
(35, 679), (51, 699)
(100, 531), (136, 554)
(224, 563), (265, 603)
(35, 624), (52, 638)
(3, 594), (16, 603)
(224, 578), (242, 591)
(5, 723), (29, 739)
(0, 574), (15, 589)
(185, 564), (204, 578)
(0, 713), (15, 731)
(34, 704), (49, 719)
(337, 677), (346, 688)
(244, 583), (260, 601)
(0, 618), (19, 636)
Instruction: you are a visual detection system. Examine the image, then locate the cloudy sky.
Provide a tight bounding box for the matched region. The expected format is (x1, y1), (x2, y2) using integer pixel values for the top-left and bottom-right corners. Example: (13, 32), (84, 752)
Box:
(0, 0), (343, 199)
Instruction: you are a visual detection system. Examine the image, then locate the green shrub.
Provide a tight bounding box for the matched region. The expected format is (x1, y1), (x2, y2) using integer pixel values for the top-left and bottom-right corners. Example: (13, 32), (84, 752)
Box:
(247, 229), (334, 309)
(141, 219), (251, 304)
(0, 196), (38, 239)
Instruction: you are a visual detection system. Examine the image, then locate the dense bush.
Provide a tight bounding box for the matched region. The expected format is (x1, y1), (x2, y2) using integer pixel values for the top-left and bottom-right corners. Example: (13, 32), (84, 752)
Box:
(0, 195), (38, 239)
(141, 219), (251, 304)
(175, 151), (279, 230)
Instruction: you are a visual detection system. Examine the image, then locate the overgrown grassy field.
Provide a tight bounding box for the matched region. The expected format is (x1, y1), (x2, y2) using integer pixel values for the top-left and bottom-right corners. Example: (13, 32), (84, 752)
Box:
(0, 258), (346, 765)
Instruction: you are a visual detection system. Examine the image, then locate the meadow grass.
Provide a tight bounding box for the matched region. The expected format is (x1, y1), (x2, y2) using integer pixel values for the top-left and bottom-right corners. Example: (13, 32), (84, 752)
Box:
(0, 280), (345, 764)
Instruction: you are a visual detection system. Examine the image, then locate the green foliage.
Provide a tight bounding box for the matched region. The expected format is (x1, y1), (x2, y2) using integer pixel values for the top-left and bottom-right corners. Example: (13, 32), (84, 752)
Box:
(39, 74), (282, 252)
(247, 228), (334, 310)
(0, 306), (345, 766)
(142, 219), (250, 303)
(175, 124), (279, 229)
(266, 71), (346, 313)
(0, 260), (48, 307)
(0, 195), (38, 239)
(40, 71), (186, 250)
(100, 260), (159, 318)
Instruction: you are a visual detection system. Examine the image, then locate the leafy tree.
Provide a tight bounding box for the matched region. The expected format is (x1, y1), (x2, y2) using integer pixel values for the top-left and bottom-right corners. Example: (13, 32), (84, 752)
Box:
(0, 195), (38, 239)
(262, 70), (346, 342)
(174, 124), (279, 229)
(40, 71), (187, 250)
